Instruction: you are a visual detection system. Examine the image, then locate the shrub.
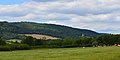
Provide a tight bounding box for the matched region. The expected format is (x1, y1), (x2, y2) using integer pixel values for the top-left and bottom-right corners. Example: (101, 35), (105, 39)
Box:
(0, 44), (31, 51)
(9, 44), (31, 50)
(0, 46), (11, 51)
(0, 40), (6, 45)
(21, 36), (43, 46)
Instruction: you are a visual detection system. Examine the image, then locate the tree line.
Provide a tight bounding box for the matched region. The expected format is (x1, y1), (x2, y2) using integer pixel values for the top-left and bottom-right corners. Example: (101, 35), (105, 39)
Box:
(0, 34), (120, 51)
(22, 34), (120, 48)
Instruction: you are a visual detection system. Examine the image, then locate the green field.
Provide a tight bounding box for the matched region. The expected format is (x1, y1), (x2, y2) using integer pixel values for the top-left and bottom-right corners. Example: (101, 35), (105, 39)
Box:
(6, 39), (22, 43)
(0, 47), (120, 60)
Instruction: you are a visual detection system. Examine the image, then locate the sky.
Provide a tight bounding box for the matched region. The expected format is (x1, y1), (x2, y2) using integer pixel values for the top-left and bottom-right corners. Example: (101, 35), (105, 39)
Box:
(0, 0), (120, 34)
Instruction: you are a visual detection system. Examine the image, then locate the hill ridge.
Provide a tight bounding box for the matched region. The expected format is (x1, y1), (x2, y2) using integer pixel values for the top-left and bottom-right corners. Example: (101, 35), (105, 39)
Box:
(0, 21), (101, 40)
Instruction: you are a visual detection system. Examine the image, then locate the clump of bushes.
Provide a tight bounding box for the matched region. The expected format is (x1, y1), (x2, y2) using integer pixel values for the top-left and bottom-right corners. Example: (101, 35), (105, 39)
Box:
(0, 44), (31, 51)
(0, 46), (11, 51)
(9, 44), (31, 50)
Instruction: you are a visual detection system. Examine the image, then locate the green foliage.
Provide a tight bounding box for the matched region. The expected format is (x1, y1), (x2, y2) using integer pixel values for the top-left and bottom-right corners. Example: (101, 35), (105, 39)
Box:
(96, 34), (120, 46)
(62, 38), (78, 47)
(46, 39), (63, 48)
(9, 44), (31, 50)
(0, 44), (30, 51)
(0, 22), (101, 40)
(0, 46), (11, 51)
(0, 38), (6, 45)
(41, 37), (93, 48)
(1, 33), (120, 50)
(21, 36), (35, 46)
(21, 36), (43, 46)
(34, 39), (44, 46)
(31, 34), (120, 48)
(92, 41), (98, 47)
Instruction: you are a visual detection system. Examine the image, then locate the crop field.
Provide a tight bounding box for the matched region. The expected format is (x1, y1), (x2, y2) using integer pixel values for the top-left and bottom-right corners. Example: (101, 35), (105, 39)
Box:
(0, 47), (120, 60)
(20, 34), (59, 40)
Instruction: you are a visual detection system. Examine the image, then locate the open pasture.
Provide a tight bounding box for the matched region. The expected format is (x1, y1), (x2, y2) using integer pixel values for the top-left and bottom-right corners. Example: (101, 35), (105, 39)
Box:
(0, 47), (120, 60)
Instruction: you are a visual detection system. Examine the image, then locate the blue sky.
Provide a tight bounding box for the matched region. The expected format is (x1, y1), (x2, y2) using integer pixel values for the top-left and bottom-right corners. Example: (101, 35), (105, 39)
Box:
(0, 0), (120, 34)
(0, 0), (30, 5)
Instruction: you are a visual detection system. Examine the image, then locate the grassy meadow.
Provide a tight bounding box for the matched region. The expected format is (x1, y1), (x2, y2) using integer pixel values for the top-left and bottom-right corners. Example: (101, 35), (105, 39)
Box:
(0, 47), (120, 60)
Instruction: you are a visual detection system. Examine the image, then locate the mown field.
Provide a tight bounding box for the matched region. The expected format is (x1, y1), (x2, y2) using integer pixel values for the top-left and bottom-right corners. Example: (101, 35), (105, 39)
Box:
(20, 34), (59, 40)
(0, 47), (120, 60)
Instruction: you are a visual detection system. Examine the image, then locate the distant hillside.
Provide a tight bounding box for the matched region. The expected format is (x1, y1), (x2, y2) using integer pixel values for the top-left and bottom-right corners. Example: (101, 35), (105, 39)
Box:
(0, 21), (102, 40)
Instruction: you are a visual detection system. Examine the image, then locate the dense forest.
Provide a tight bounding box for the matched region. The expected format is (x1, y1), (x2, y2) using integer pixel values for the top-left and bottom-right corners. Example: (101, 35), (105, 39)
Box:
(0, 21), (102, 40)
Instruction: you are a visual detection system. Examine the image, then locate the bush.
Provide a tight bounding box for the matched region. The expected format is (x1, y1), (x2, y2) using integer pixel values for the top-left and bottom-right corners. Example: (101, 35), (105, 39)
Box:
(0, 44), (31, 51)
(0, 46), (11, 51)
(21, 36), (43, 46)
(0, 40), (6, 45)
(9, 44), (31, 50)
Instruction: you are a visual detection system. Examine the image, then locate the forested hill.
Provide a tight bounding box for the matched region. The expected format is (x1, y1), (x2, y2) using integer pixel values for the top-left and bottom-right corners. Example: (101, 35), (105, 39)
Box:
(0, 21), (102, 40)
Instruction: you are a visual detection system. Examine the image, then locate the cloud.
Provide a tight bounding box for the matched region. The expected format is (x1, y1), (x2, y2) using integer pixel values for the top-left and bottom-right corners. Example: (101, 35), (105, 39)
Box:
(0, 0), (120, 33)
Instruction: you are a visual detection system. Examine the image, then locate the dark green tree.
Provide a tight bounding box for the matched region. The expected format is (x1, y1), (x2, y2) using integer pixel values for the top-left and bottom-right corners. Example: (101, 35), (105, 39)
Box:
(22, 36), (35, 46)
(0, 37), (6, 45)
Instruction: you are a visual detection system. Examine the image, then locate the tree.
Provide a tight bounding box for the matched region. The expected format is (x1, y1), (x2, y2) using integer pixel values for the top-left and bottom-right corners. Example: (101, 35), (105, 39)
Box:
(47, 39), (63, 47)
(22, 36), (44, 46)
(22, 36), (35, 46)
(34, 39), (43, 46)
(92, 41), (98, 47)
(0, 37), (6, 45)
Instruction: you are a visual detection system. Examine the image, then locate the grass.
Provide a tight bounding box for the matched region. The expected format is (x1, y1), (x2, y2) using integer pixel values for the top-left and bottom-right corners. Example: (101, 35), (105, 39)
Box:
(0, 46), (120, 60)
(6, 39), (22, 44)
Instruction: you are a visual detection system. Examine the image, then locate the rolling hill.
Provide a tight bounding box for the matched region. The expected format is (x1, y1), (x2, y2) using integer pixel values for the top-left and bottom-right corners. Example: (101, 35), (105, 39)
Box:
(0, 21), (102, 40)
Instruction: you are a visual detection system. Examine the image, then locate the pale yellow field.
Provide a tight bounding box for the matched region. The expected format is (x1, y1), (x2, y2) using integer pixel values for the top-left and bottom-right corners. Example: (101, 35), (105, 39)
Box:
(21, 34), (59, 40)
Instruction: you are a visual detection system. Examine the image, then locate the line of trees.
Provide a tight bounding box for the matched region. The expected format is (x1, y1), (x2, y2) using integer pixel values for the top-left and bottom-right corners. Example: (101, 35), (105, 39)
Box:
(1, 34), (120, 51)
(22, 34), (120, 48)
